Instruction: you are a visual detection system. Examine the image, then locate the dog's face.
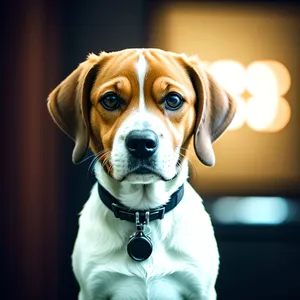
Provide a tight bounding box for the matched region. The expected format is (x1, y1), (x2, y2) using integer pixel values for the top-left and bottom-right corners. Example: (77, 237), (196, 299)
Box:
(89, 50), (196, 183)
(48, 49), (236, 183)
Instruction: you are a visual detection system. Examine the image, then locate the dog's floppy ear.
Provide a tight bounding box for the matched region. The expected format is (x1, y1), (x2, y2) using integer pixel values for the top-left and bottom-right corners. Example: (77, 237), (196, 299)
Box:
(184, 56), (236, 166)
(47, 55), (100, 164)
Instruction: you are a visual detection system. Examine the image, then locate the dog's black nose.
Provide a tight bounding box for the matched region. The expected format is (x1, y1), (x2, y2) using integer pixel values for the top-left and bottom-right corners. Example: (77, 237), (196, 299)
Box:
(125, 130), (158, 159)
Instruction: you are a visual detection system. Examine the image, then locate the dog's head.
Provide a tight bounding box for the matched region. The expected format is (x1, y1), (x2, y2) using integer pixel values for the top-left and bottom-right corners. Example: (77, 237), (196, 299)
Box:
(48, 49), (236, 184)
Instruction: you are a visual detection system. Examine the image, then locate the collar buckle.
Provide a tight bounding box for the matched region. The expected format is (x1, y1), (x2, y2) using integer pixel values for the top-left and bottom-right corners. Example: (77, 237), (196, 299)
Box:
(111, 203), (165, 223)
(150, 207), (165, 220)
(111, 203), (134, 220)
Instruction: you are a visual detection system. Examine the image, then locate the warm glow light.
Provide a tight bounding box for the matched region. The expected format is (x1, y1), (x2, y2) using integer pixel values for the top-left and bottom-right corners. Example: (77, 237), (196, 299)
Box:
(194, 59), (291, 132)
(246, 61), (279, 97)
(262, 60), (291, 96)
(246, 62), (280, 131)
(208, 60), (246, 96)
(266, 97), (291, 132)
(228, 97), (246, 130)
(246, 96), (277, 131)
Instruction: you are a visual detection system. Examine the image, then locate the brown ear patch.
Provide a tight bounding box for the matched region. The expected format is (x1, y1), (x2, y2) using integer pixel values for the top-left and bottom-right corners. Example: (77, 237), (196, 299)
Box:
(184, 56), (236, 166)
(47, 57), (101, 163)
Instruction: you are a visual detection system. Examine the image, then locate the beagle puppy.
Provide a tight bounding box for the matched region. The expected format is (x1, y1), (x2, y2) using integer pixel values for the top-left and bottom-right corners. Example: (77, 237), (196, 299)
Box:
(48, 49), (236, 300)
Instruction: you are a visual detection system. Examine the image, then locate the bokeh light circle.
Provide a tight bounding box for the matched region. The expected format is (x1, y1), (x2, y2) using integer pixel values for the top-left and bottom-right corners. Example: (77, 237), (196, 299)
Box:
(246, 96), (278, 131)
(266, 97), (291, 132)
(209, 60), (246, 96)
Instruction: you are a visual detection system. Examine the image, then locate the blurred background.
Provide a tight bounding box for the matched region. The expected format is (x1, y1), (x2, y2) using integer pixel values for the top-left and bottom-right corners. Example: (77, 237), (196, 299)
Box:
(2, 0), (300, 299)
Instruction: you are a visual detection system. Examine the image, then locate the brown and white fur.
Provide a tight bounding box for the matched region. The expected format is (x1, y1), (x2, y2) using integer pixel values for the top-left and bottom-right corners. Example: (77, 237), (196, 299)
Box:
(47, 49), (236, 300)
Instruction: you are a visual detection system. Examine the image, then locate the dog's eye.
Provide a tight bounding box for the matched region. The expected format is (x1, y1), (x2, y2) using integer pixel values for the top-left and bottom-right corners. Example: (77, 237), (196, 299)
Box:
(100, 92), (122, 111)
(164, 92), (184, 111)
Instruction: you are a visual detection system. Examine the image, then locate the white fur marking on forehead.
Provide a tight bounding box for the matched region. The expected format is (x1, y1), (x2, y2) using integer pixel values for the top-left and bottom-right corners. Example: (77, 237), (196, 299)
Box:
(135, 53), (148, 112)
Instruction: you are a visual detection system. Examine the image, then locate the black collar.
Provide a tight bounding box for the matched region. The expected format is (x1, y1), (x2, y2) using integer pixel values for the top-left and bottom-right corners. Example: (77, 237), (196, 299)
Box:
(97, 183), (184, 224)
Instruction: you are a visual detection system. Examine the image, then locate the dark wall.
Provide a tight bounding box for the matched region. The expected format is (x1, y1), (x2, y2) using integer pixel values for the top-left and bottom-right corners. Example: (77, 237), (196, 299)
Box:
(2, 0), (300, 299)
(2, 0), (62, 299)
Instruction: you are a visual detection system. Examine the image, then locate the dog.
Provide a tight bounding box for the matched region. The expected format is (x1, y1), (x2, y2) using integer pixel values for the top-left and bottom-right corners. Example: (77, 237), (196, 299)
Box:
(47, 48), (236, 300)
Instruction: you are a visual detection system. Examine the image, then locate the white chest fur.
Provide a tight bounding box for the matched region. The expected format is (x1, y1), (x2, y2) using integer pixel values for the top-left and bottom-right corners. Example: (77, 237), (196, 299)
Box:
(72, 166), (219, 300)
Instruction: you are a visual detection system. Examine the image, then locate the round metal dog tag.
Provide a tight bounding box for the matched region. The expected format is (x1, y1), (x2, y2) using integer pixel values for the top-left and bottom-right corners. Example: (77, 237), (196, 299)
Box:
(127, 232), (153, 262)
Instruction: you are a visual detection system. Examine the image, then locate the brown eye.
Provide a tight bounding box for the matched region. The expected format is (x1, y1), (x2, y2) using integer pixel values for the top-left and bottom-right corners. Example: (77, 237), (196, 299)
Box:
(164, 92), (184, 111)
(100, 92), (122, 111)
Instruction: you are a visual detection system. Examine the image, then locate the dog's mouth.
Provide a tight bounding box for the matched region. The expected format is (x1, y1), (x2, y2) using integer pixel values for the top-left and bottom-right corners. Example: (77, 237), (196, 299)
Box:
(117, 165), (178, 183)
(111, 156), (183, 183)
(128, 165), (162, 178)
(132, 166), (158, 175)
(116, 165), (163, 183)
